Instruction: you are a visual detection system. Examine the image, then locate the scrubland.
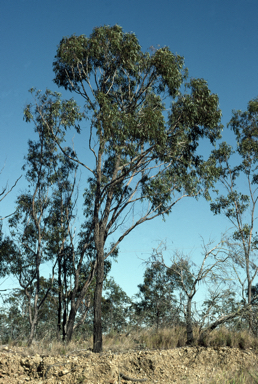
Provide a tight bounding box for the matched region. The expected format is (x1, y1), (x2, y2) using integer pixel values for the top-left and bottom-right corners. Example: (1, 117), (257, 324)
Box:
(2, 325), (258, 383)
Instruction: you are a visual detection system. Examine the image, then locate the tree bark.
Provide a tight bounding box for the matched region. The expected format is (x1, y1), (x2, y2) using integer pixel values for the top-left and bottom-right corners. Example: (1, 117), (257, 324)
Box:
(63, 258), (97, 343)
(62, 256), (68, 341)
(57, 257), (62, 340)
(65, 304), (77, 343)
(247, 278), (253, 332)
(93, 249), (104, 352)
(28, 314), (38, 346)
(186, 297), (194, 345)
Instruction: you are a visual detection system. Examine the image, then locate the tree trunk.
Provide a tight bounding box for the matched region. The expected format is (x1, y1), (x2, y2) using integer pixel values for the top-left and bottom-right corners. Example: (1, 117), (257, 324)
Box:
(27, 262), (40, 347)
(63, 301), (67, 341)
(156, 308), (160, 331)
(57, 257), (62, 340)
(93, 250), (104, 352)
(62, 256), (68, 341)
(186, 296), (194, 345)
(247, 279), (253, 333)
(28, 315), (38, 346)
(65, 304), (77, 343)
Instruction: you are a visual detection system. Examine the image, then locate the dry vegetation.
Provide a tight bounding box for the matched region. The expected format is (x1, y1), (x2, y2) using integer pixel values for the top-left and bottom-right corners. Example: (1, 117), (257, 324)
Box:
(1, 326), (258, 383)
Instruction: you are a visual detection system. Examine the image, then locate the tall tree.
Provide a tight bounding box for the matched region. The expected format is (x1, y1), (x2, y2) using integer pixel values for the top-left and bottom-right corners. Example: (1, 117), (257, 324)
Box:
(25, 25), (223, 351)
(8, 141), (54, 345)
(210, 96), (258, 332)
(7, 99), (79, 345)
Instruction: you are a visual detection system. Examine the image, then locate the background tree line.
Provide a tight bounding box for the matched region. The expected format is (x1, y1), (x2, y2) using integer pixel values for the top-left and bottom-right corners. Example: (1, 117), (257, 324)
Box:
(0, 24), (258, 351)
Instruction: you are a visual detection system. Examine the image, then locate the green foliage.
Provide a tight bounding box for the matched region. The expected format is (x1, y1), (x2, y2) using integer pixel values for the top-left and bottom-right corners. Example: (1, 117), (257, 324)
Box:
(22, 24), (224, 350)
(209, 96), (258, 318)
(0, 223), (17, 278)
(210, 97), (258, 222)
(51, 24), (223, 215)
(167, 258), (195, 292)
(102, 277), (131, 333)
(0, 277), (58, 342)
(229, 96), (258, 161)
(134, 263), (178, 329)
(24, 88), (84, 137)
(202, 291), (242, 329)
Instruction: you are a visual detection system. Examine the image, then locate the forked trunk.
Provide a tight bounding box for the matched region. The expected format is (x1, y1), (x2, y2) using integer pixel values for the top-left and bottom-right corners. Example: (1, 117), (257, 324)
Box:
(65, 304), (77, 343)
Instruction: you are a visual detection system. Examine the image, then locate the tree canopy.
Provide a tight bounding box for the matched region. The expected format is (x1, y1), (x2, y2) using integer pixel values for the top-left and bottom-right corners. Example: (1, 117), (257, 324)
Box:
(23, 24), (223, 352)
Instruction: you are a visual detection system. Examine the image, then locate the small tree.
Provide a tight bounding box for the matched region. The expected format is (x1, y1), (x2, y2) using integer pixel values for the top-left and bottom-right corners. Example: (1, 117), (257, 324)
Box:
(210, 96), (258, 332)
(0, 277), (60, 342)
(44, 175), (78, 341)
(150, 239), (230, 344)
(201, 287), (243, 332)
(102, 277), (131, 333)
(134, 262), (178, 330)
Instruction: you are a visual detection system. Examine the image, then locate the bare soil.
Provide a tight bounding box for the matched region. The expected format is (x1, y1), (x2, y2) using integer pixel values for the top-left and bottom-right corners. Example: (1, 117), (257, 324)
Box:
(0, 345), (258, 383)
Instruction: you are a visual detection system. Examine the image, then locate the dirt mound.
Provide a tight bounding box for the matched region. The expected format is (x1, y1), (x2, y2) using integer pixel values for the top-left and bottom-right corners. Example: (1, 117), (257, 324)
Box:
(0, 345), (257, 383)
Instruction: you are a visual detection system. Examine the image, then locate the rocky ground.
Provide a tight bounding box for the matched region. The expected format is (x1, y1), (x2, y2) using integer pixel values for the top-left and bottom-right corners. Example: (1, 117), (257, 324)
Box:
(0, 344), (258, 383)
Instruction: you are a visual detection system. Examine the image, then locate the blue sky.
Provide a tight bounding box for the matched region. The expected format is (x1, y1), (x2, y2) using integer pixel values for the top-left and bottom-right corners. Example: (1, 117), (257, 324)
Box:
(1, 0), (258, 305)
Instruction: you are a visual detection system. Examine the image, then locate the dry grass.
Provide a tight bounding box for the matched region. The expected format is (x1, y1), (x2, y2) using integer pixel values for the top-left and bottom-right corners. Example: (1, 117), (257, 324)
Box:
(4, 326), (258, 383)
(103, 326), (258, 384)
(209, 366), (258, 384)
(206, 327), (258, 350)
(5, 338), (92, 357)
(121, 325), (258, 352)
(5, 325), (258, 355)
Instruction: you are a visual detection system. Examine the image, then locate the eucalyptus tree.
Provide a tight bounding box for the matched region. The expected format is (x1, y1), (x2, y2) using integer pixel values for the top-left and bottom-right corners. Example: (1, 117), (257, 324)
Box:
(134, 262), (178, 330)
(24, 25), (223, 351)
(0, 289), (29, 342)
(201, 289), (242, 331)
(99, 277), (131, 334)
(1, 277), (59, 342)
(8, 101), (79, 346)
(60, 232), (117, 343)
(149, 240), (231, 344)
(210, 96), (258, 332)
(43, 160), (79, 341)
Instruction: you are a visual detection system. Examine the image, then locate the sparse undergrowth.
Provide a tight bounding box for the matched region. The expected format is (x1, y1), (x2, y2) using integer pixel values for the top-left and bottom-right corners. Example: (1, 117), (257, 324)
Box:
(4, 325), (258, 355)
(209, 367), (258, 384)
(2, 326), (258, 383)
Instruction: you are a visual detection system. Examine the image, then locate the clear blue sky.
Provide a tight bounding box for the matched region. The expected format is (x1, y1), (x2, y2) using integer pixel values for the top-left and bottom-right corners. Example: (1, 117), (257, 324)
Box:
(1, 0), (258, 304)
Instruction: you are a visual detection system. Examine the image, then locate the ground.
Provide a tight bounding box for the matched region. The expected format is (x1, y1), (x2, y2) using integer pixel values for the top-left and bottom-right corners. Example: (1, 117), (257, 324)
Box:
(0, 345), (258, 383)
